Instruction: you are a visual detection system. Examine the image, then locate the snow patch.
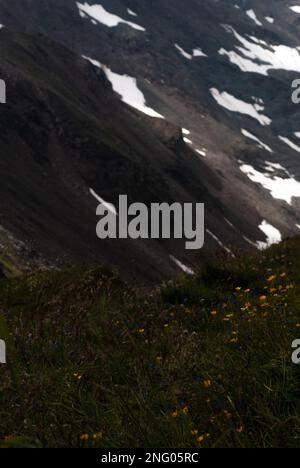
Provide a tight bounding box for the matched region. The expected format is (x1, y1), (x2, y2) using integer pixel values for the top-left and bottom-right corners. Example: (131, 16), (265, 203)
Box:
(206, 229), (234, 257)
(175, 43), (207, 60)
(257, 220), (281, 250)
(83, 56), (164, 119)
(90, 188), (117, 216)
(278, 136), (300, 153)
(193, 48), (208, 58)
(243, 235), (257, 247)
(170, 255), (194, 275)
(241, 128), (273, 152)
(290, 6), (300, 14)
(210, 88), (271, 126)
(219, 26), (300, 76)
(77, 2), (145, 31)
(127, 8), (137, 17)
(246, 9), (262, 26)
(264, 161), (290, 175)
(240, 162), (300, 205)
(196, 148), (207, 157)
(265, 16), (274, 24)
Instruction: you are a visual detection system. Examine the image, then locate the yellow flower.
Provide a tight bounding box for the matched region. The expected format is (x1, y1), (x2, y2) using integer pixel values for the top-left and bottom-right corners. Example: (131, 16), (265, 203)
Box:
(182, 406), (189, 415)
(203, 379), (212, 388)
(138, 328), (145, 334)
(259, 296), (267, 302)
(267, 275), (276, 282)
(171, 410), (178, 418)
(191, 429), (198, 436)
(93, 432), (103, 440)
(244, 289), (251, 293)
(211, 310), (217, 316)
(223, 313), (234, 322)
(197, 433), (210, 444)
(235, 287), (242, 292)
(236, 425), (244, 433)
(80, 433), (89, 442)
(280, 272), (287, 278)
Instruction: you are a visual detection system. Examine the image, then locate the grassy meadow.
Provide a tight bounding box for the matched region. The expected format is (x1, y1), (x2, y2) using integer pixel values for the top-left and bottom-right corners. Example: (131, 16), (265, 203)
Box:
(1, 238), (300, 448)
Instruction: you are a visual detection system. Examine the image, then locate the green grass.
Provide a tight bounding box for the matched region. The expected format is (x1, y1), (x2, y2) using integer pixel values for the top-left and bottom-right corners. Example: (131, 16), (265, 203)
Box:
(1, 238), (300, 448)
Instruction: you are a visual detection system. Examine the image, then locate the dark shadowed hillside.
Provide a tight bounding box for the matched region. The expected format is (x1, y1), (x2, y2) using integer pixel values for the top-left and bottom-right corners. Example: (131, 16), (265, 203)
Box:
(0, 29), (245, 283)
(0, 25), (264, 283)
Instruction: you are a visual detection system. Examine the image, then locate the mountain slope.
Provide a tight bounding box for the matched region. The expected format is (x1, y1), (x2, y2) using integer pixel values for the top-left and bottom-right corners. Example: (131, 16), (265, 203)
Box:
(0, 28), (251, 282)
(1, 1), (300, 280)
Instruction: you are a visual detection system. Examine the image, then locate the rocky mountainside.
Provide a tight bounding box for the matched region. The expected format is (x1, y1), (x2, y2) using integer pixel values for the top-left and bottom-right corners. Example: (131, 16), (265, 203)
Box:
(1, 0), (300, 282)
